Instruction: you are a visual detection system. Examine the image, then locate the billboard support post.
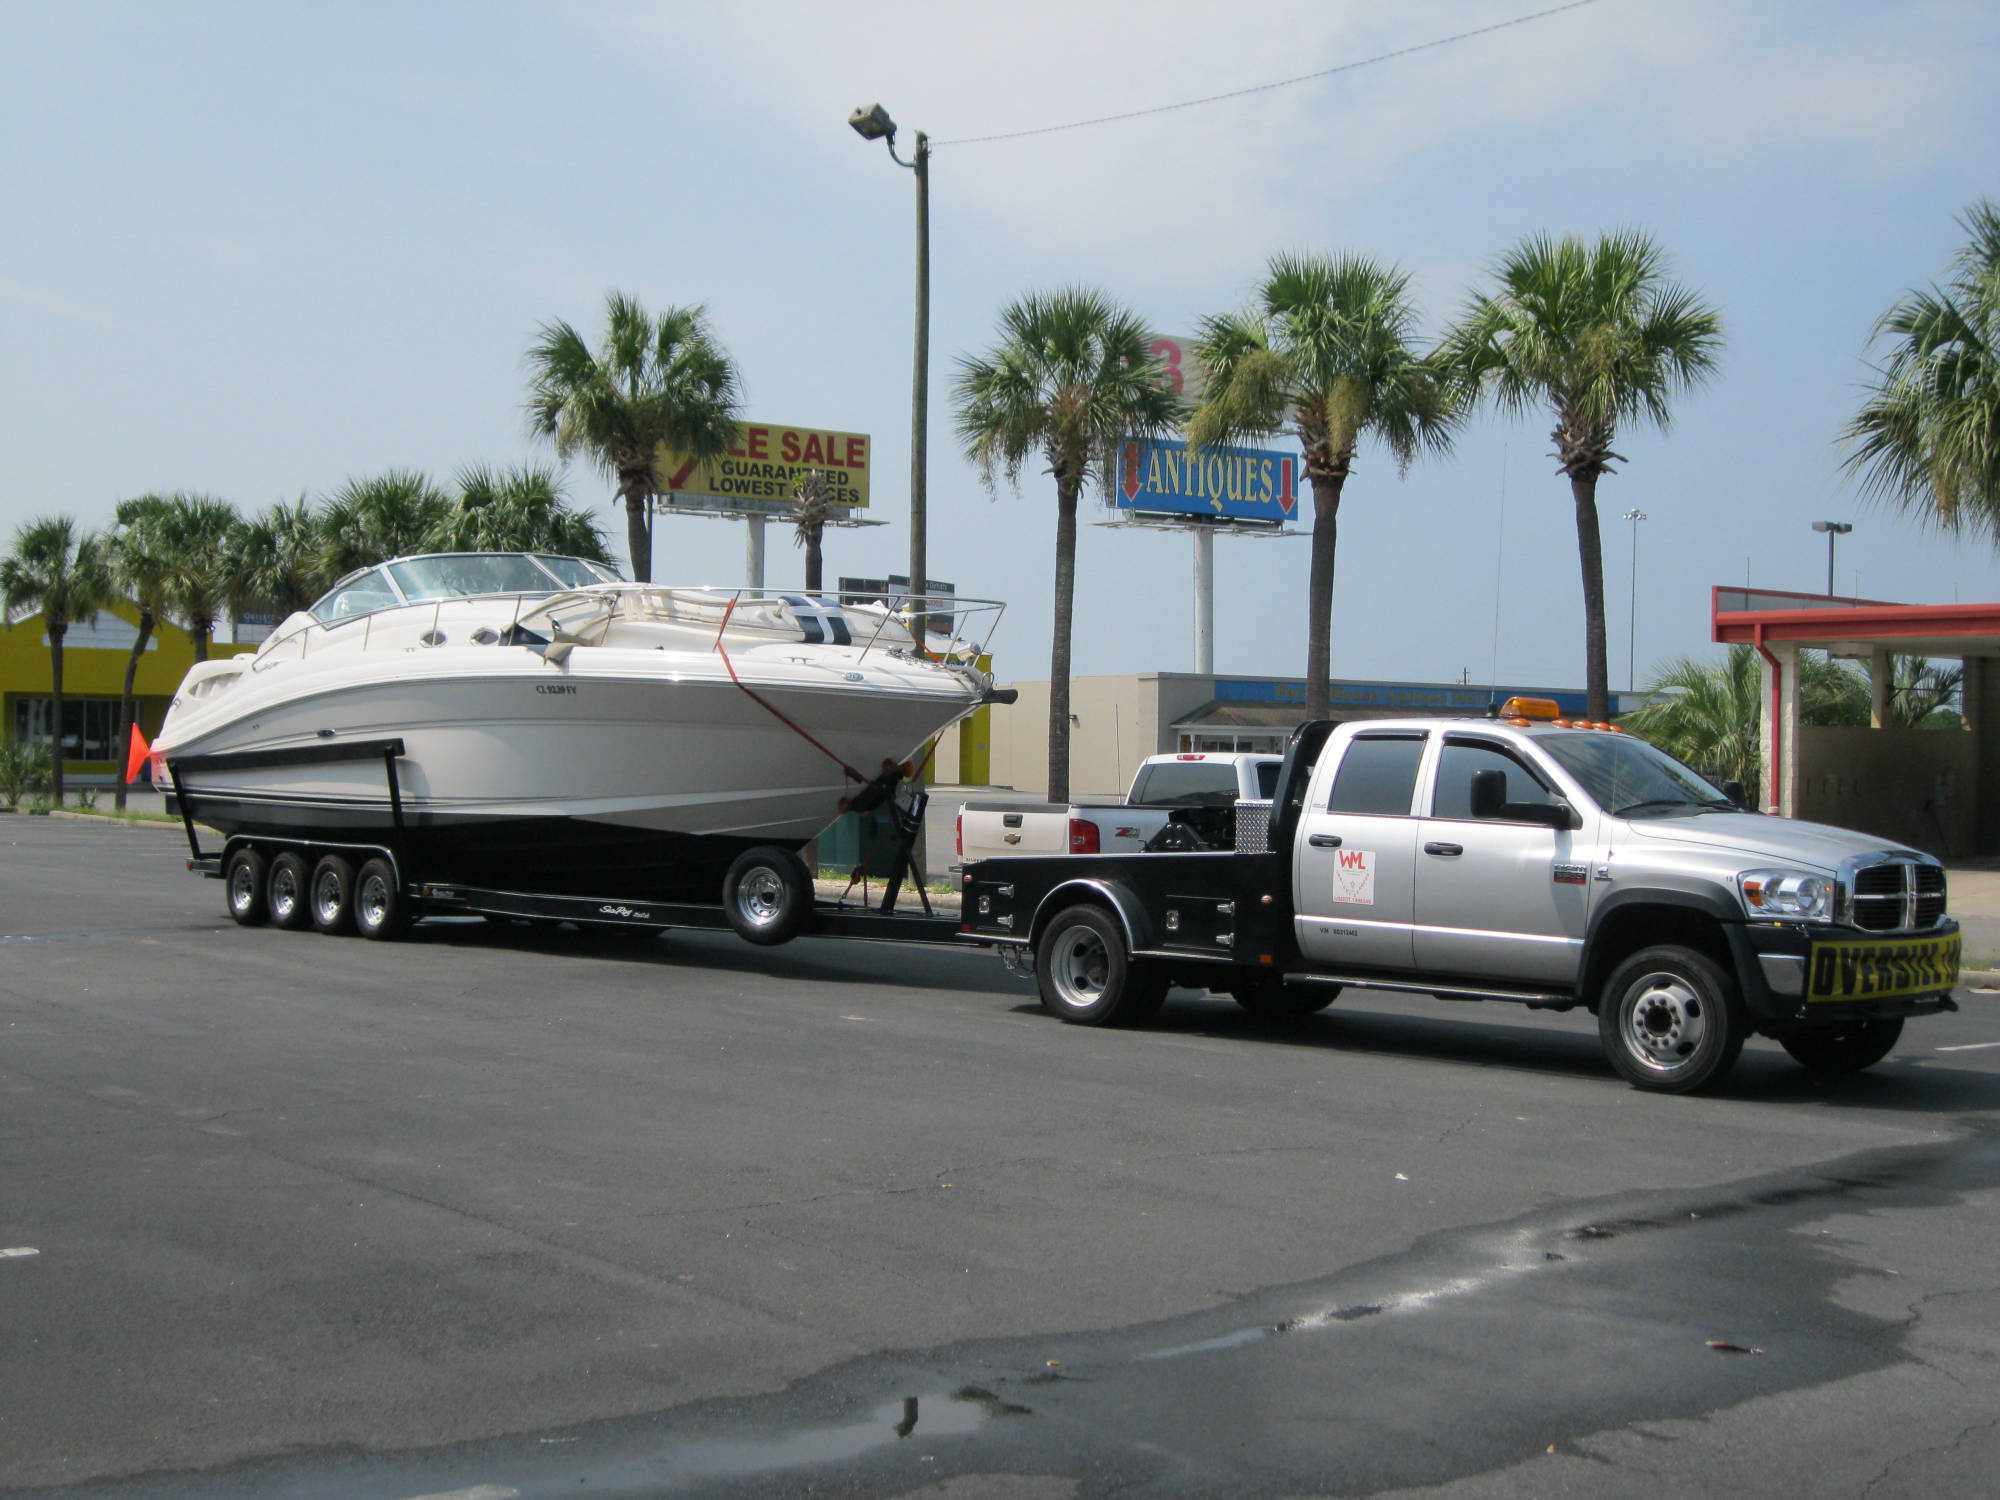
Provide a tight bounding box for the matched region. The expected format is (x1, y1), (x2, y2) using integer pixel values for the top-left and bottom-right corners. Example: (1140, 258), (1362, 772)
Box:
(746, 515), (767, 590)
(1193, 527), (1214, 674)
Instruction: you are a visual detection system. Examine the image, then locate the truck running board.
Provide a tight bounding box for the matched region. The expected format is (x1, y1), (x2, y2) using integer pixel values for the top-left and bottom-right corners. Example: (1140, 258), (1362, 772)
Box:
(1289, 971), (1579, 1010)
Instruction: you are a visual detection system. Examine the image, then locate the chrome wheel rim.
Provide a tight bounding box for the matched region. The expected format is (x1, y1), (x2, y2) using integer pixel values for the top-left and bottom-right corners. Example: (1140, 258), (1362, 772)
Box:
(1620, 971), (1707, 1073)
(738, 868), (785, 928)
(358, 873), (390, 929)
(229, 861), (258, 914)
(1048, 927), (1110, 1011)
(312, 870), (343, 926)
(270, 866), (299, 920)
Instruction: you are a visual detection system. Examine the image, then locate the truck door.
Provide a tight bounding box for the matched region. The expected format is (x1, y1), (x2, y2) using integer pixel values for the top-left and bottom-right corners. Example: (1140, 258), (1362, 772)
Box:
(1413, 735), (1593, 984)
(1293, 731), (1430, 971)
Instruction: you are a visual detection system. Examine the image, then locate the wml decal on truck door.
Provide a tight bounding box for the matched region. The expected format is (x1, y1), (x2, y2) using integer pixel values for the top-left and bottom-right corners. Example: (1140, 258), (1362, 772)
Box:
(1331, 848), (1375, 905)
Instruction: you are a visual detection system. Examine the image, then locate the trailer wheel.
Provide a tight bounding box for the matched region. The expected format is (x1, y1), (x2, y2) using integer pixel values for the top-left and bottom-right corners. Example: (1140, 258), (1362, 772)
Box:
(1598, 944), (1745, 1093)
(1778, 1018), (1903, 1075)
(268, 851), (313, 931)
(722, 846), (812, 946)
(1229, 973), (1338, 1018)
(310, 854), (358, 935)
(1034, 904), (1168, 1027)
(224, 846), (269, 926)
(353, 857), (410, 941)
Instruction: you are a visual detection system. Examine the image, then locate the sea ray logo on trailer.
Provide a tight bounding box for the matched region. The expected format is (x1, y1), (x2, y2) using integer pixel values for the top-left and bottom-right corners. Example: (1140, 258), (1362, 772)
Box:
(597, 905), (651, 920)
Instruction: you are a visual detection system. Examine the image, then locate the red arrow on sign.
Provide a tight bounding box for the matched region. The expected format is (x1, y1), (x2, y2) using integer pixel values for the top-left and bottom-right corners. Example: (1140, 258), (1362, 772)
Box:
(666, 456), (699, 490)
(1279, 457), (1297, 517)
(1121, 441), (1141, 502)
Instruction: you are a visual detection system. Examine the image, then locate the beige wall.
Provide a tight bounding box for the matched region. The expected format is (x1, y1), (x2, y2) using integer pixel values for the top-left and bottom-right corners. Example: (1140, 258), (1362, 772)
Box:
(972, 673), (1221, 799)
(1796, 726), (1981, 857)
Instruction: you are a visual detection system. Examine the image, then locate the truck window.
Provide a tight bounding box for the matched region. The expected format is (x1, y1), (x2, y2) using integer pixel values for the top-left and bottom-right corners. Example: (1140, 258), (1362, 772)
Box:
(1325, 735), (1426, 816)
(1128, 762), (1242, 807)
(1255, 761), (1280, 799)
(1432, 739), (1557, 820)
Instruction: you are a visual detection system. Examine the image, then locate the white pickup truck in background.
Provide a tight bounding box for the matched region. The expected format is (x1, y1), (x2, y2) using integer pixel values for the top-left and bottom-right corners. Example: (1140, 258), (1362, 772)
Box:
(955, 752), (1282, 869)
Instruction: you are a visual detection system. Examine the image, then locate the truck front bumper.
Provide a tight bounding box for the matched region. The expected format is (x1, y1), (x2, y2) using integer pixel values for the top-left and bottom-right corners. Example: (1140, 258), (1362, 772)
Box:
(1734, 919), (1962, 1028)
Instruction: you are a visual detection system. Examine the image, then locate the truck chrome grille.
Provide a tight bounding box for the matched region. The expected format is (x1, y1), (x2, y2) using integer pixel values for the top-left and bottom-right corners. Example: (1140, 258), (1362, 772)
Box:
(1845, 858), (1947, 932)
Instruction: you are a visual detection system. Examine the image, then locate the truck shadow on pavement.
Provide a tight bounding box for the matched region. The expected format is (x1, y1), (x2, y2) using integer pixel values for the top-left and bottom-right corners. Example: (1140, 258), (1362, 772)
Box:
(1111, 990), (2000, 1115)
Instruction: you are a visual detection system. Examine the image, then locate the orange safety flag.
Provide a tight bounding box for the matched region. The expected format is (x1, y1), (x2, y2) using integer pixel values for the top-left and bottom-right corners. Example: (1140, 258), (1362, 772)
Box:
(125, 724), (152, 785)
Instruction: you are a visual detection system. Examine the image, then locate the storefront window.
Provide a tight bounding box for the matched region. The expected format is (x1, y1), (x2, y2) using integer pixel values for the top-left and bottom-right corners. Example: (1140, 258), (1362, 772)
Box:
(11, 698), (123, 761)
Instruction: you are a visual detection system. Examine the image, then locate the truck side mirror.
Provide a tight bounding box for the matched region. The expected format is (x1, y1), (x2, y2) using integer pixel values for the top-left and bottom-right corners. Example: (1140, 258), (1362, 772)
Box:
(1470, 769), (1506, 819)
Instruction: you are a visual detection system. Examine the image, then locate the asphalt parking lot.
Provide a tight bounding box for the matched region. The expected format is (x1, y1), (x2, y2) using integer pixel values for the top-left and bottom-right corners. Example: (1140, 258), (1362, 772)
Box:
(4, 814), (1999, 1499)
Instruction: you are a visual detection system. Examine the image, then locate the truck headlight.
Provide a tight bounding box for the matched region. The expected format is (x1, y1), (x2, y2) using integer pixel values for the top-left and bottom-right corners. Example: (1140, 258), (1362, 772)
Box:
(1739, 869), (1833, 921)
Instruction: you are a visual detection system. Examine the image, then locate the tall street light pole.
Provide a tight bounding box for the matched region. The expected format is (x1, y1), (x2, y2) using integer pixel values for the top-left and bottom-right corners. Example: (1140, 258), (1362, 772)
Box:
(1622, 508), (1646, 693)
(1811, 520), (1852, 597)
(849, 103), (929, 609)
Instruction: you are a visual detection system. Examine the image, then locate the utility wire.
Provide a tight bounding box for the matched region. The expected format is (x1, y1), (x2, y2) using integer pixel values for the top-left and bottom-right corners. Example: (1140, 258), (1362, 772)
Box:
(937, 0), (1605, 147)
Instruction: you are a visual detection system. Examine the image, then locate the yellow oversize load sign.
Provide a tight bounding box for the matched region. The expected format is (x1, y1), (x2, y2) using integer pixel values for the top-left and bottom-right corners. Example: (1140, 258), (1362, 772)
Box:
(659, 422), (870, 509)
(1806, 932), (1960, 1002)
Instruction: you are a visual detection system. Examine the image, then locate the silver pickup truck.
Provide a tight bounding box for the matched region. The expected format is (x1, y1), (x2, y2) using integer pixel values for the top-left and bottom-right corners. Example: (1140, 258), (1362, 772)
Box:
(959, 700), (1962, 1093)
(955, 751), (1281, 868)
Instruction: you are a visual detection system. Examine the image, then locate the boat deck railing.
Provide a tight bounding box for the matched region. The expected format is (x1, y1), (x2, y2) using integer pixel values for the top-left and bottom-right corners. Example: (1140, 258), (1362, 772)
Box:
(250, 585), (1006, 674)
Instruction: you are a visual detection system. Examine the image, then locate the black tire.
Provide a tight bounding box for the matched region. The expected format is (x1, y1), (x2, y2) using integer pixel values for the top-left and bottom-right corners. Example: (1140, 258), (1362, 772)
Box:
(224, 846), (269, 927)
(1034, 904), (1168, 1027)
(1598, 944), (1747, 1093)
(352, 856), (410, 941)
(267, 851), (314, 931)
(1779, 1018), (1903, 1075)
(1229, 973), (1338, 1018)
(309, 854), (357, 935)
(722, 846), (813, 946)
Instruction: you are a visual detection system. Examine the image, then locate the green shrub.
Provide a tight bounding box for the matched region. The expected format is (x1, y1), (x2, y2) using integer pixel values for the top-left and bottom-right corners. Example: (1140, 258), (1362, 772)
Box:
(0, 741), (52, 809)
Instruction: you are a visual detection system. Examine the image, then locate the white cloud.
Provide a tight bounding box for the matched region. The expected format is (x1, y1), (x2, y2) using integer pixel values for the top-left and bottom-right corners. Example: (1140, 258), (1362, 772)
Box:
(603, 0), (1992, 276)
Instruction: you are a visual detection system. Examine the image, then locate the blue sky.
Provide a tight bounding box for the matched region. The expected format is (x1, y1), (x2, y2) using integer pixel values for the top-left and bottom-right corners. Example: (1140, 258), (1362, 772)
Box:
(4, 0), (1997, 691)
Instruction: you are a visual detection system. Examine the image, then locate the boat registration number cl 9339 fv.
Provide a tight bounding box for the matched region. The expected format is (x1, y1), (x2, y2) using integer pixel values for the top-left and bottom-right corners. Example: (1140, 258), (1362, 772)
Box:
(1807, 932), (1961, 1001)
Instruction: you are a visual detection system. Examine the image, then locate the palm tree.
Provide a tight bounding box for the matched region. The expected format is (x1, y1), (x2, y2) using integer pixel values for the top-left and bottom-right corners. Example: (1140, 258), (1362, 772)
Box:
(526, 292), (743, 583)
(317, 471), (451, 580)
(107, 494), (177, 810)
(953, 288), (1183, 802)
(1190, 253), (1458, 719)
(1621, 646), (1762, 789)
(1842, 199), (2000, 547)
(2, 515), (113, 806)
(156, 494), (241, 661)
(432, 463), (610, 560)
(1442, 230), (1723, 720)
(228, 494), (330, 626)
(789, 470), (835, 592)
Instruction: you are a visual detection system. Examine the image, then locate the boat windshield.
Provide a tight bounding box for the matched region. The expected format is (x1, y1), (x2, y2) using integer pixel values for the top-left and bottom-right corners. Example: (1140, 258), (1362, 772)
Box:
(312, 569), (401, 621)
(387, 554), (561, 601)
(534, 554), (623, 587)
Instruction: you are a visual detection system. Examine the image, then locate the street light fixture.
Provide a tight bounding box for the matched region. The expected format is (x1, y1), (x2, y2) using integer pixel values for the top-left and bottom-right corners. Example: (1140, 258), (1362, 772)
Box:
(848, 103), (930, 609)
(1622, 508), (1646, 692)
(1811, 520), (1852, 596)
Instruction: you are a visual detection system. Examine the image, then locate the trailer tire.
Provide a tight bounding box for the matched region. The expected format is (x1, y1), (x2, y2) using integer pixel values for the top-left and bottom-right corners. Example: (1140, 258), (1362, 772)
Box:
(1598, 944), (1745, 1093)
(310, 854), (358, 935)
(224, 846), (269, 926)
(268, 851), (314, 931)
(1778, 1018), (1903, 1075)
(353, 857), (410, 941)
(1035, 904), (1168, 1027)
(722, 846), (812, 946)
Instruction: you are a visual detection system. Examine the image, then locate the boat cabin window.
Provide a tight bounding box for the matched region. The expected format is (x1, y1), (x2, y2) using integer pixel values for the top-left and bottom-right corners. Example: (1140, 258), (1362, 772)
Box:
(314, 572), (400, 621)
(534, 554), (622, 587)
(386, 554), (558, 601)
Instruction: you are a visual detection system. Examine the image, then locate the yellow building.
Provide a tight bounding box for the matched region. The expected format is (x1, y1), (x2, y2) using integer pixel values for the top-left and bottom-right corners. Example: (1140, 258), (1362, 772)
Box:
(1, 600), (254, 784)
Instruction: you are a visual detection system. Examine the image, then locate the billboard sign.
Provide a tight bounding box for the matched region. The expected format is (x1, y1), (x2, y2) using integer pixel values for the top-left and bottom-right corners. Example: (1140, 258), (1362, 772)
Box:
(1111, 436), (1302, 525)
(1148, 334), (1207, 401)
(657, 422), (870, 517)
(838, 574), (956, 637)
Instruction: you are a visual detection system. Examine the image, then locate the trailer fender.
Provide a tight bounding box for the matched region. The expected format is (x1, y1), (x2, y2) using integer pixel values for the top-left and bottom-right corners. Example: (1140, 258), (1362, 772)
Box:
(1028, 878), (1155, 956)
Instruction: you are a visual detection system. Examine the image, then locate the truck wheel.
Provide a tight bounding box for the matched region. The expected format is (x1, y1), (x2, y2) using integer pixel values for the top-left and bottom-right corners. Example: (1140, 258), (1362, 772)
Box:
(723, 846), (812, 946)
(353, 857), (410, 941)
(1035, 905), (1167, 1027)
(224, 846), (269, 926)
(268, 851), (313, 931)
(1598, 945), (1746, 1093)
(1229, 974), (1338, 1018)
(1779, 1018), (1903, 1075)
(310, 854), (357, 935)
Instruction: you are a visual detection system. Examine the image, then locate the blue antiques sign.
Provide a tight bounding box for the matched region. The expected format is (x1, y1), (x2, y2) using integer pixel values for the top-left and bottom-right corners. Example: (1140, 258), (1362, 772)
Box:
(1111, 437), (1302, 525)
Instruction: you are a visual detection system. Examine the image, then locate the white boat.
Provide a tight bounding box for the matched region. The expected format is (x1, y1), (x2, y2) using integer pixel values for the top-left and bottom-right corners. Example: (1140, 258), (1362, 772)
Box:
(152, 552), (1006, 902)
